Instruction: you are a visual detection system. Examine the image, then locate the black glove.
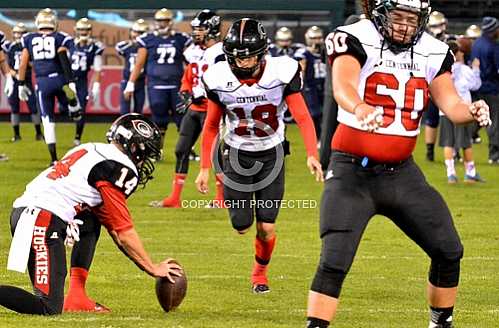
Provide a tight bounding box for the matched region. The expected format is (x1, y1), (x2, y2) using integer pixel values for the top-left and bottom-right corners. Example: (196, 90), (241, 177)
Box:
(176, 91), (192, 114)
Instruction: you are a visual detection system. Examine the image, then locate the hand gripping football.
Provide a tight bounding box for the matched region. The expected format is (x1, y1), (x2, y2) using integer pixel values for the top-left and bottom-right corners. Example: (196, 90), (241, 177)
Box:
(155, 260), (187, 312)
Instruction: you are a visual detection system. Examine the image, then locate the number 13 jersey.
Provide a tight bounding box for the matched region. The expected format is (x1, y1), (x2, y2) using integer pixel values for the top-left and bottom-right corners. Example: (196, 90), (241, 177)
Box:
(13, 143), (138, 224)
(326, 19), (453, 161)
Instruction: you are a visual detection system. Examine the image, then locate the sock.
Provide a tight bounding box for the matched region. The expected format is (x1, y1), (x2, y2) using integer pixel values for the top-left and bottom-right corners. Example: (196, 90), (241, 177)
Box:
(34, 124), (42, 135)
(306, 317), (330, 328)
(48, 143), (57, 163)
(75, 121), (84, 140)
(13, 125), (20, 137)
(429, 306), (453, 327)
(64, 267), (95, 310)
(464, 161), (476, 177)
(164, 173), (186, 203)
(215, 173), (224, 201)
(31, 113), (41, 125)
(251, 235), (276, 285)
(427, 143), (435, 153)
(445, 159), (456, 177)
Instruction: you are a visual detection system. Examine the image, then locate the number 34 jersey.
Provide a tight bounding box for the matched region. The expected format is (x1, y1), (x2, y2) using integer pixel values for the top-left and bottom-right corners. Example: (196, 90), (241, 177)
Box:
(203, 56), (302, 152)
(13, 143), (139, 223)
(326, 19), (453, 138)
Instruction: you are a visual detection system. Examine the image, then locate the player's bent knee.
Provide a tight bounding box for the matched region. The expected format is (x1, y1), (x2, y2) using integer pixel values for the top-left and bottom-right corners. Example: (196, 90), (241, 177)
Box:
(310, 265), (347, 299)
(429, 246), (463, 288)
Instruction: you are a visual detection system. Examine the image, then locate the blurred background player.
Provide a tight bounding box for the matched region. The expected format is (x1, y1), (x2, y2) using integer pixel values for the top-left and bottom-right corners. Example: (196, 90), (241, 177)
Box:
(125, 8), (190, 148)
(424, 11), (457, 161)
(70, 18), (104, 146)
(196, 18), (322, 294)
(470, 16), (499, 164)
(18, 8), (82, 165)
(2, 23), (43, 142)
(0, 29), (12, 161)
(0, 113), (182, 315)
(295, 26), (327, 140)
(150, 9), (225, 208)
(116, 19), (149, 115)
(268, 27), (303, 58)
(439, 41), (483, 183)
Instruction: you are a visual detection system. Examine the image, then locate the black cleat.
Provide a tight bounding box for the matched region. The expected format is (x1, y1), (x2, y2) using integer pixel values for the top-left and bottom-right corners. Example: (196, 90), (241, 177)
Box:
(35, 133), (44, 141)
(11, 135), (21, 142)
(252, 284), (270, 294)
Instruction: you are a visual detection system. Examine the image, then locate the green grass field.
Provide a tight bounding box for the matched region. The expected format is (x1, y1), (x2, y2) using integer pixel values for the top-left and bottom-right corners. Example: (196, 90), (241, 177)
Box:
(0, 121), (498, 327)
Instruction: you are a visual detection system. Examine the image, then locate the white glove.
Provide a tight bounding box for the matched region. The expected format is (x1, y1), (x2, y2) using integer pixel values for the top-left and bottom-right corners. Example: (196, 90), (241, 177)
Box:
(4, 74), (14, 97)
(469, 100), (492, 127)
(91, 81), (100, 101)
(124, 81), (135, 93)
(64, 219), (84, 247)
(18, 82), (32, 101)
(68, 82), (77, 94)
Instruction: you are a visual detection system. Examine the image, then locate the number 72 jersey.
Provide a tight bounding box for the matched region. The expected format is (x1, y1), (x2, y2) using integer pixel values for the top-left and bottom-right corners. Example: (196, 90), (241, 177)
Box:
(22, 31), (73, 78)
(326, 19), (453, 137)
(13, 143), (139, 224)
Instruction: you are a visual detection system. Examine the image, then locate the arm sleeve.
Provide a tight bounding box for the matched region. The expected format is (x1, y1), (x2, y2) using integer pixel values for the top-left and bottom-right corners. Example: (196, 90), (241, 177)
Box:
(180, 63), (193, 93)
(93, 181), (134, 233)
(326, 30), (367, 67)
(285, 92), (319, 158)
(435, 49), (454, 78)
(57, 50), (74, 82)
(200, 99), (224, 168)
(283, 66), (303, 97)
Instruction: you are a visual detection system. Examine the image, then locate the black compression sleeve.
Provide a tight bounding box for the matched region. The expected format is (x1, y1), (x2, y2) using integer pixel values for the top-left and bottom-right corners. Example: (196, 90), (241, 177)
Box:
(57, 50), (74, 83)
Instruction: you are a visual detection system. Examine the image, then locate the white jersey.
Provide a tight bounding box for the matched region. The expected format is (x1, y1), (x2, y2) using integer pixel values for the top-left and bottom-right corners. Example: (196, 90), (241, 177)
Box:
(326, 19), (453, 137)
(13, 143), (138, 223)
(183, 43), (206, 65)
(203, 56), (301, 152)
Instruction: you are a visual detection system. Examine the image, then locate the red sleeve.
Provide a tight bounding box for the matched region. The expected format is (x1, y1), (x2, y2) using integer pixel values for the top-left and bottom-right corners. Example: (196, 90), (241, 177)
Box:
(200, 99), (223, 168)
(93, 181), (134, 233)
(285, 92), (319, 158)
(180, 63), (193, 93)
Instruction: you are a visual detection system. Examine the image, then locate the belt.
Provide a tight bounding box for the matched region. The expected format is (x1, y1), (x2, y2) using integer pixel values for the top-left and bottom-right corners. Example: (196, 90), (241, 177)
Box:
(332, 151), (409, 170)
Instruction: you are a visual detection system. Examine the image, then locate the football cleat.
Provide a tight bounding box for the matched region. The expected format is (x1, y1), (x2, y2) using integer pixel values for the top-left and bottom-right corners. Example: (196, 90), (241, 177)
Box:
(447, 175), (458, 184)
(0, 154), (8, 162)
(11, 135), (21, 142)
(252, 284), (270, 294)
(464, 173), (485, 183)
(189, 149), (200, 161)
(64, 301), (111, 313)
(35, 133), (44, 141)
(149, 198), (181, 208)
(73, 138), (81, 146)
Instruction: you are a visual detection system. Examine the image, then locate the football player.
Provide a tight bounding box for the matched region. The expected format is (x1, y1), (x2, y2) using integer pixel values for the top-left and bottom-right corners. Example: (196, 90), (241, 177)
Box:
(150, 9), (225, 208)
(294, 26), (327, 139)
(195, 18), (323, 294)
(69, 18), (104, 146)
(268, 27), (304, 58)
(124, 8), (190, 144)
(116, 19), (149, 115)
(2, 23), (43, 142)
(0, 29), (13, 162)
(306, 1), (491, 327)
(18, 8), (82, 165)
(0, 113), (182, 315)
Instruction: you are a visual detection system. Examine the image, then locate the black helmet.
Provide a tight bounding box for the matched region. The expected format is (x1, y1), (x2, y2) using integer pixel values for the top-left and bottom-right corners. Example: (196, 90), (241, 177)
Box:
(223, 18), (268, 79)
(191, 9), (221, 44)
(370, 0), (431, 53)
(106, 113), (162, 186)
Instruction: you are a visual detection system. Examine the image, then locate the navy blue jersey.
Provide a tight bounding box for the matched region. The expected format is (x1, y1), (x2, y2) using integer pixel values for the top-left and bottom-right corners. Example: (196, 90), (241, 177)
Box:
(22, 31), (73, 77)
(136, 31), (190, 85)
(115, 40), (145, 81)
(69, 39), (105, 80)
(2, 40), (32, 79)
(294, 47), (327, 86)
(268, 43), (304, 58)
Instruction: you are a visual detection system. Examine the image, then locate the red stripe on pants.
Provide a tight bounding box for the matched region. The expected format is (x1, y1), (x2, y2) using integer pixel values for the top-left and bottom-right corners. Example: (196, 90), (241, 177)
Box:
(32, 210), (52, 295)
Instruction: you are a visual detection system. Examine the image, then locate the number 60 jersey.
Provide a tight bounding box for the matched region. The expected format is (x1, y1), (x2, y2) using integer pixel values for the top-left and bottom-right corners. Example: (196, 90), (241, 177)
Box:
(326, 19), (454, 162)
(14, 143), (139, 225)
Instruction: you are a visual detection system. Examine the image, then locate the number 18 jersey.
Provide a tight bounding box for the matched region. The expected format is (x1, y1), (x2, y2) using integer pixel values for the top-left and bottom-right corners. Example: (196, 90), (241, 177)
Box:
(13, 143), (138, 223)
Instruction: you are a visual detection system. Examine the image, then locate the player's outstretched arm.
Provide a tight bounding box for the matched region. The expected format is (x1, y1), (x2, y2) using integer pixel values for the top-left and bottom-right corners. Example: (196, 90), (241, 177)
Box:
(430, 72), (491, 127)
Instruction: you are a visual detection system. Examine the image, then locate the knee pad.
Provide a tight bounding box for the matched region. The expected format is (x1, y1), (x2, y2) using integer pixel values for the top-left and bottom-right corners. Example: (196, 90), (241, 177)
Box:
(310, 265), (347, 299)
(429, 248), (463, 288)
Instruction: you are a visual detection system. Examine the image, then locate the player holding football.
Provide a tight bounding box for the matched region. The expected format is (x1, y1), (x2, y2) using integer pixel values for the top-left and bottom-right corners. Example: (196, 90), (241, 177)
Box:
(116, 19), (149, 115)
(125, 8), (190, 143)
(18, 8), (82, 165)
(0, 113), (182, 315)
(195, 18), (323, 294)
(306, 1), (491, 328)
(2, 23), (43, 142)
(150, 9), (225, 208)
(69, 18), (104, 146)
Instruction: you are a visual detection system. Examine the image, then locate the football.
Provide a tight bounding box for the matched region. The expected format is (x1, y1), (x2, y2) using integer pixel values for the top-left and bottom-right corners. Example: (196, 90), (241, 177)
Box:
(155, 261), (187, 312)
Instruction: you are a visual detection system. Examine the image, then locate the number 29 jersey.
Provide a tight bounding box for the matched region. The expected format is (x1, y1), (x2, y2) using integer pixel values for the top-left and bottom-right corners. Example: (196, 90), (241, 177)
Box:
(203, 56), (302, 152)
(22, 32), (73, 78)
(13, 143), (139, 224)
(326, 19), (453, 161)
